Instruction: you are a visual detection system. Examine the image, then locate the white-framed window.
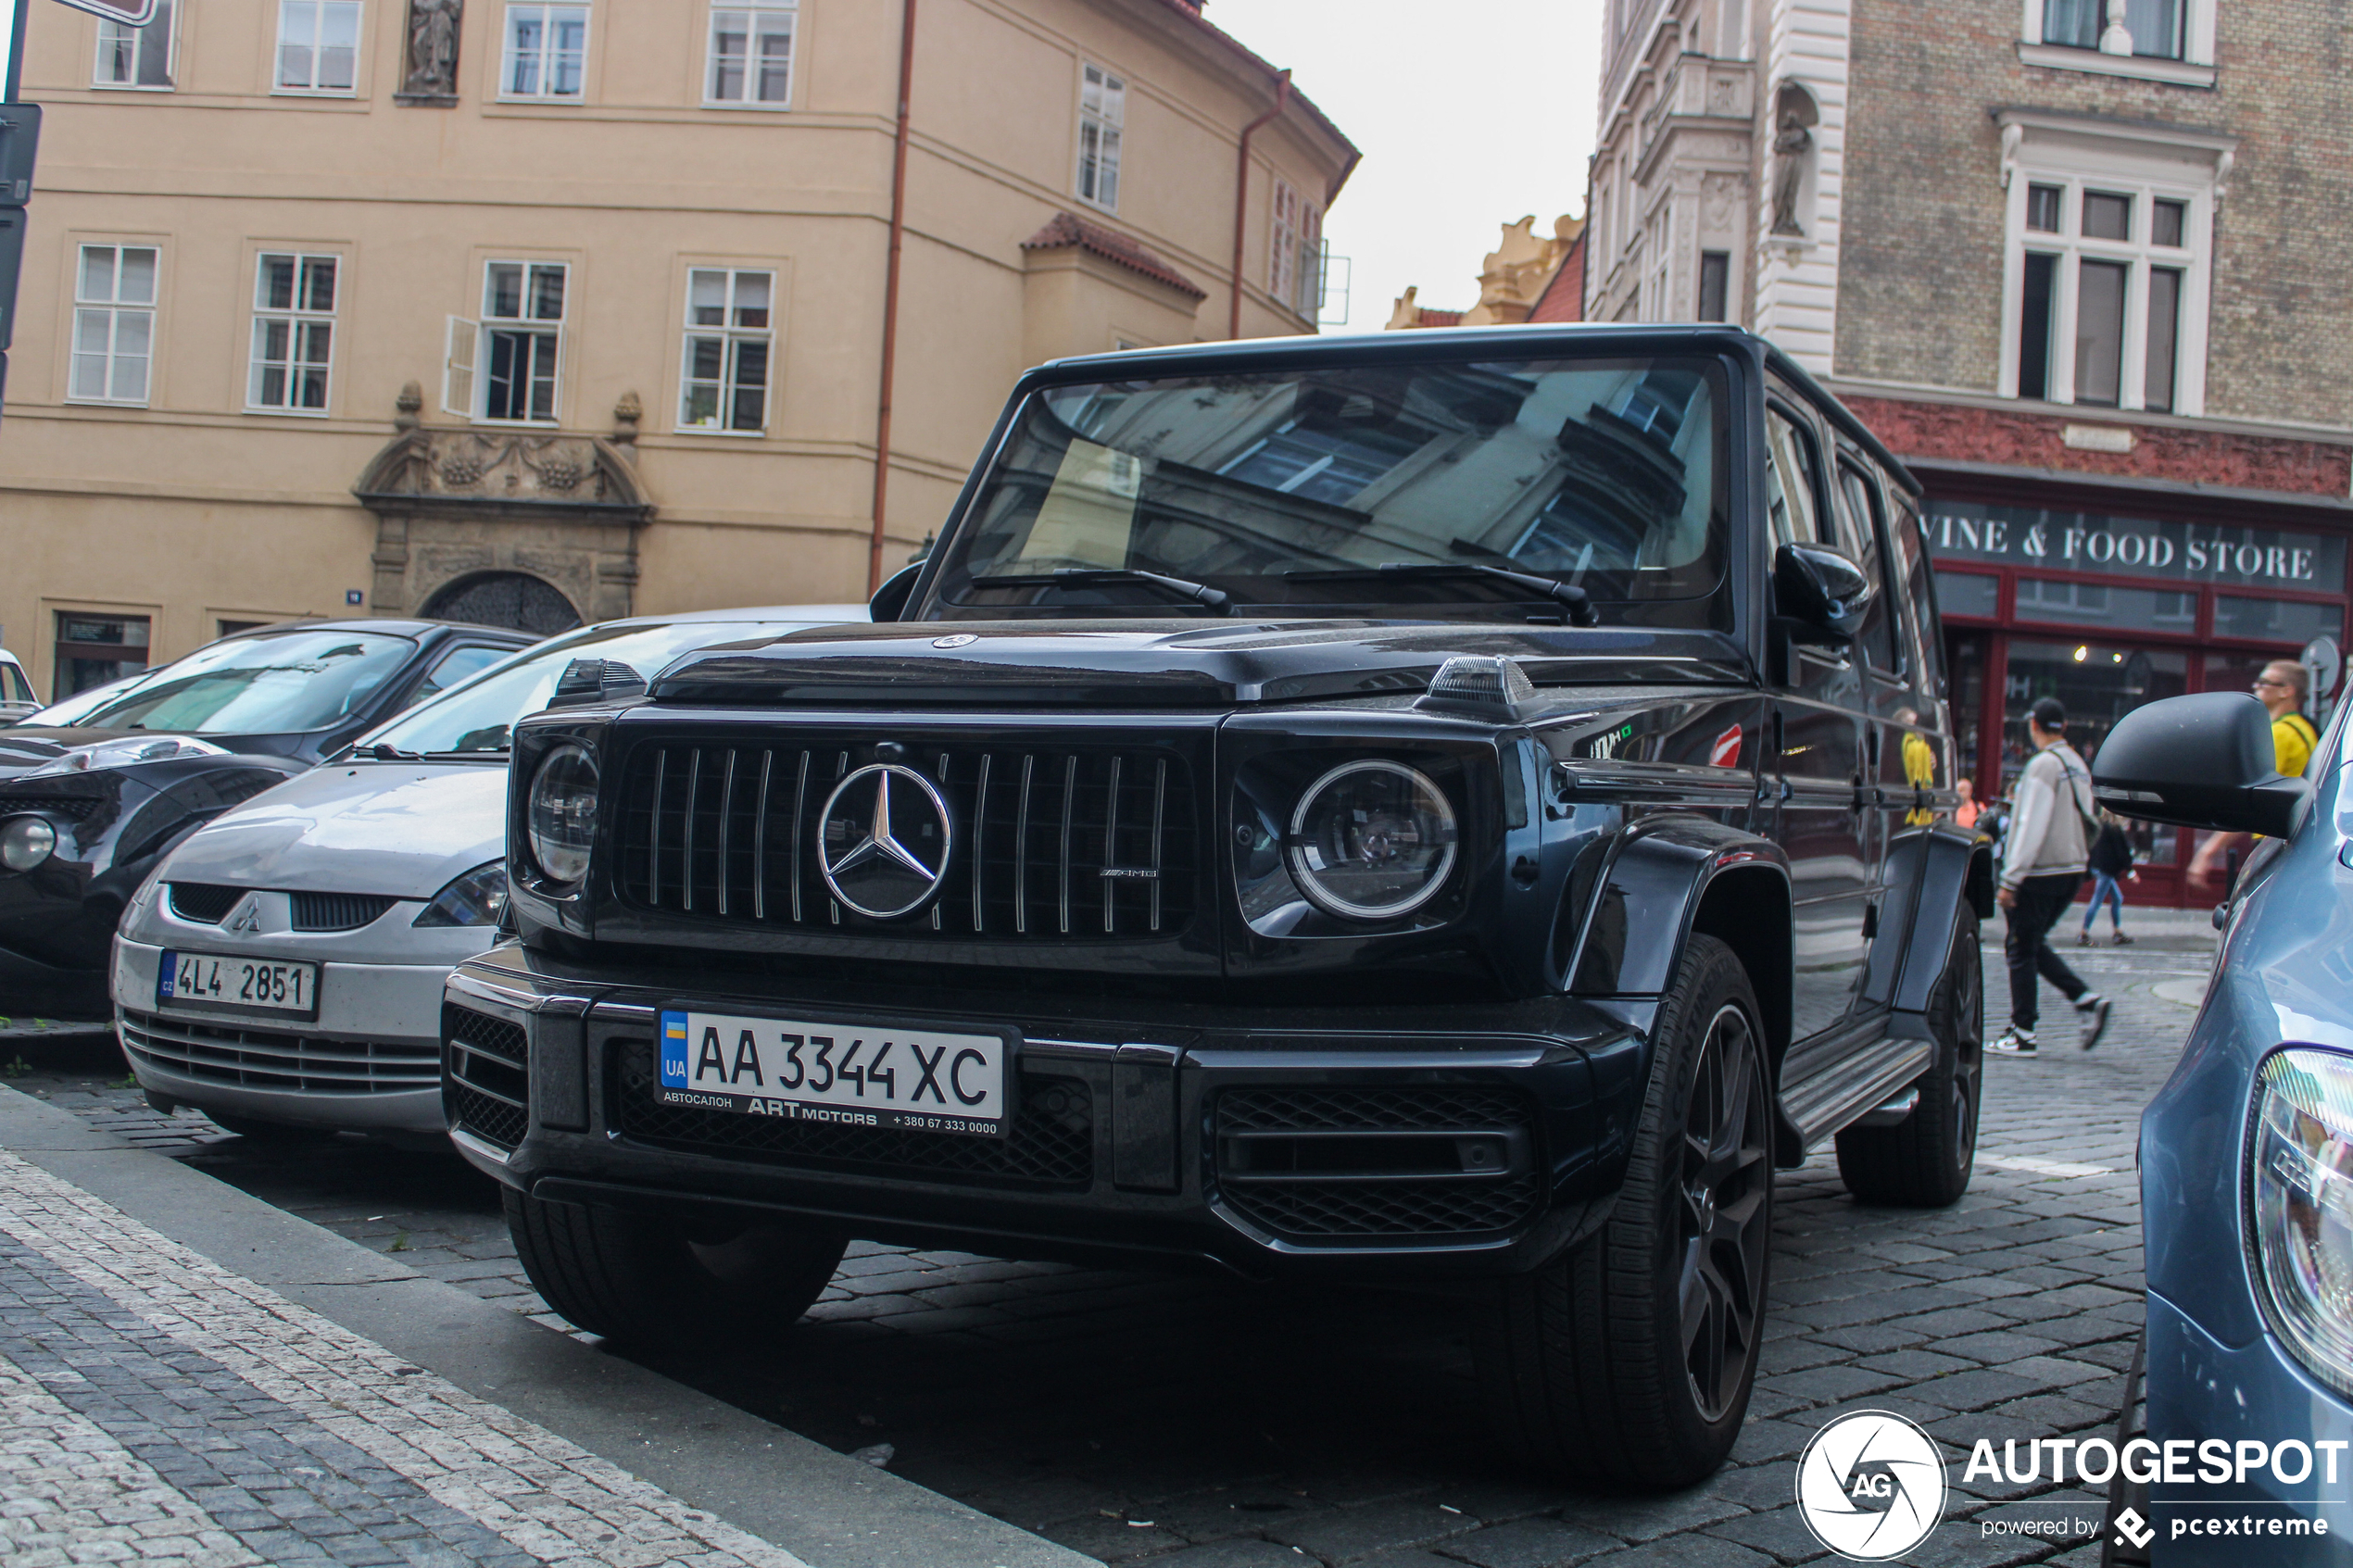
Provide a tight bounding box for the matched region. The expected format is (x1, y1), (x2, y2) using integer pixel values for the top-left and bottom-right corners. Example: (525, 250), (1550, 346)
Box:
(501, 3), (587, 99)
(705, 0), (793, 107)
(248, 253), (336, 414)
(2017, 0), (2215, 83)
(679, 267), (772, 433)
(445, 260), (566, 422)
(69, 245), (158, 405)
(94, 0), (174, 89)
(1268, 179), (1324, 320)
(1076, 63), (1124, 213)
(275, 0), (361, 93)
(1998, 115), (2225, 415)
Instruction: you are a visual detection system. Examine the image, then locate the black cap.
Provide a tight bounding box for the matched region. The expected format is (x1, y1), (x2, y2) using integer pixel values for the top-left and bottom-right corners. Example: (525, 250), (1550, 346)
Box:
(2029, 696), (2067, 730)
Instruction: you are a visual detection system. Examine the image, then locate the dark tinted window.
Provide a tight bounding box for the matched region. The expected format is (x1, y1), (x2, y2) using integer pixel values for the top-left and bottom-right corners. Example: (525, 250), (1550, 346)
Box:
(1835, 463), (1899, 671)
(1891, 504), (1944, 698)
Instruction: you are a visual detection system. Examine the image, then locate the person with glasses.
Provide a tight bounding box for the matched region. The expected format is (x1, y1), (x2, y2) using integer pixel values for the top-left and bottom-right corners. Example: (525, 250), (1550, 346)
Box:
(2188, 659), (2319, 889)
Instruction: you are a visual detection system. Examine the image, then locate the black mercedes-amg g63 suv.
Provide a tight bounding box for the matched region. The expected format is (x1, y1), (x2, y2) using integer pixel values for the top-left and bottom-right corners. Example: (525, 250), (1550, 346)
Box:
(445, 323), (1991, 1486)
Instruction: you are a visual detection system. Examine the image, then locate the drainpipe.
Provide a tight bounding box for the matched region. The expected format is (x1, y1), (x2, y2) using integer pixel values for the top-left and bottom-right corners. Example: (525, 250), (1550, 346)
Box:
(867, 0), (918, 596)
(1227, 69), (1290, 342)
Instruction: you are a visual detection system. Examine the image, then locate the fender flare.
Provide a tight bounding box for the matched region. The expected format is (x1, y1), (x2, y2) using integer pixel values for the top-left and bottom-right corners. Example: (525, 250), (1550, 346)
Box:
(1890, 825), (1994, 1022)
(1566, 815), (1794, 1055)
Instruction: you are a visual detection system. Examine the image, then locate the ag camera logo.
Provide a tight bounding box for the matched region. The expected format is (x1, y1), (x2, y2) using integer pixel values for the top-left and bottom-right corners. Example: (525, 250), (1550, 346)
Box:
(1796, 1410), (1948, 1561)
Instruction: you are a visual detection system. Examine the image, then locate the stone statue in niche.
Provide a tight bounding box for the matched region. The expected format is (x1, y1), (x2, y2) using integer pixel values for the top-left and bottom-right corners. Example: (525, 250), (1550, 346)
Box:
(1769, 108), (1812, 236)
(401, 0), (461, 100)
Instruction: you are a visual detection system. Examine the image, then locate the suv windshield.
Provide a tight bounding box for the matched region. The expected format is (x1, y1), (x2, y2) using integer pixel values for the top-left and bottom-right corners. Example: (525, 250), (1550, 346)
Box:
(71, 630), (415, 734)
(936, 354), (1730, 626)
(360, 619), (828, 757)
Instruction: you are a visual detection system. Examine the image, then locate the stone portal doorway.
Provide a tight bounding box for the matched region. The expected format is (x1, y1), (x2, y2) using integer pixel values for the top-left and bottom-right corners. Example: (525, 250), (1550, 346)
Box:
(422, 571), (582, 633)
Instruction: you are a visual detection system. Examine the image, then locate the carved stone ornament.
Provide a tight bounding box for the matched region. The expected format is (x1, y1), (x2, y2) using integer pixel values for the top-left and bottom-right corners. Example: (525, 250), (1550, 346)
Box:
(359, 426), (649, 513)
(397, 0), (461, 104)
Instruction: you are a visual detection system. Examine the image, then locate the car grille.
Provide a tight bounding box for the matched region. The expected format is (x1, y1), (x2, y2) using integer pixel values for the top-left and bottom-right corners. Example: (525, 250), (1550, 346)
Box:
(0, 794), (105, 822)
(120, 1009), (439, 1094)
(291, 892), (399, 931)
(444, 1004), (530, 1151)
(1214, 1085), (1542, 1244)
(167, 884), (246, 922)
(610, 1038), (1094, 1190)
(615, 739), (1196, 942)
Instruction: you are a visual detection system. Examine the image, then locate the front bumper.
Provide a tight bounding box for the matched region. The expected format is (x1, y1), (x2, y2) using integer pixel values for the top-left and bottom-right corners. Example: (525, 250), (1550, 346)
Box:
(443, 943), (1647, 1281)
(113, 935), (452, 1133)
(2143, 1289), (2353, 1562)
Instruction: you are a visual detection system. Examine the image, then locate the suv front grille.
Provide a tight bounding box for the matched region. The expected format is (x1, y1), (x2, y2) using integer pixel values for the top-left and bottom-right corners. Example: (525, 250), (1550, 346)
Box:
(611, 1039), (1093, 1189)
(444, 1004), (530, 1151)
(120, 1010), (438, 1094)
(1214, 1085), (1542, 1245)
(616, 740), (1196, 942)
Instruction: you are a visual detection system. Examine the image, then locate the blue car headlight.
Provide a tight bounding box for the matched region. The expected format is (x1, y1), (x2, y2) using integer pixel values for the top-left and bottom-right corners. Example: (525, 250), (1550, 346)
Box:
(2252, 1047), (2353, 1396)
(413, 860), (510, 928)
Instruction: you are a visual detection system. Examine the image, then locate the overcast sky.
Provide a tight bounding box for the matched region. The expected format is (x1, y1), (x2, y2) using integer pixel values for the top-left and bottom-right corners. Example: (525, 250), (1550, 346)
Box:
(1203, 0), (1607, 332)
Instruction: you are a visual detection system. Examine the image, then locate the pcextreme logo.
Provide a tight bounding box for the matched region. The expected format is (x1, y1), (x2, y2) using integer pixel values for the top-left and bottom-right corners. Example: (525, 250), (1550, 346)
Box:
(1796, 1411), (1947, 1561)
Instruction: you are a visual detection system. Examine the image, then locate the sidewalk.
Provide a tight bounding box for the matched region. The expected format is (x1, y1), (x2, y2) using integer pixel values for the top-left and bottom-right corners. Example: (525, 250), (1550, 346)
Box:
(0, 1085), (1090, 1568)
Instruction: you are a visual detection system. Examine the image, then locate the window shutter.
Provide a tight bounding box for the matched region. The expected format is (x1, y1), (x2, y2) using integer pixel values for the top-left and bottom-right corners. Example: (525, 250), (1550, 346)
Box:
(442, 315), (478, 416)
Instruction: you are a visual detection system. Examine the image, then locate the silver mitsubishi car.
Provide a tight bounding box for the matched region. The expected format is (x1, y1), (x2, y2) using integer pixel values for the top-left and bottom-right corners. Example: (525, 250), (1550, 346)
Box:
(111, 605), (862, 1141)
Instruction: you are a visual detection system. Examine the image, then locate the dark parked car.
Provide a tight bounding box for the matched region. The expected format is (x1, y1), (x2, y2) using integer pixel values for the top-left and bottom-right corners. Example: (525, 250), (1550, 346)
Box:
(2089, 691), (2351, 1560)
(1, 618), (532, 1013)
(446, 324), (1991, 1486)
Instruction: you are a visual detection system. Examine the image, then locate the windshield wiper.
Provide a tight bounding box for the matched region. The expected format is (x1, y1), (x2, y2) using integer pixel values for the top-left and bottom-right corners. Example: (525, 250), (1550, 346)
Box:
(356, 743), (424, 761)
(423, 747), (510, 759)
(971, 568), (1229, 611)
(1284, 563), (1599, 627)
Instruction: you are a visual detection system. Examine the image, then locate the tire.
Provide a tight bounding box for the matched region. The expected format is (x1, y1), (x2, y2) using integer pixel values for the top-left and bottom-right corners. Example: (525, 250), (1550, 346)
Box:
(503, 1188), (847, 1344)
(1834, 910), (1983, 1208)
(1476, 933), (1774, 1488)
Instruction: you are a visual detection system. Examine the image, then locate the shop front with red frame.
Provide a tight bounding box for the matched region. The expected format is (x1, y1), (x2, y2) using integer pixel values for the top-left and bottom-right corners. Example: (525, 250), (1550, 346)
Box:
(1920, 475), (2349, 908)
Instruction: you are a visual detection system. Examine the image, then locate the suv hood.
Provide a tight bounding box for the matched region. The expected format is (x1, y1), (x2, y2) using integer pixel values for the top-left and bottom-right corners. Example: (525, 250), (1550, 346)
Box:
(155, 760), (509, 898)
(650, 621), (1750, 708)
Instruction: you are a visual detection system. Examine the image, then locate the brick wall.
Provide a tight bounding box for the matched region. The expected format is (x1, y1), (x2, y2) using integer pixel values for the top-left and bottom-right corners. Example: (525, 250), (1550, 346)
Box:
(1836, 0), (2353, 430)
(1844, 395), (2353, 497)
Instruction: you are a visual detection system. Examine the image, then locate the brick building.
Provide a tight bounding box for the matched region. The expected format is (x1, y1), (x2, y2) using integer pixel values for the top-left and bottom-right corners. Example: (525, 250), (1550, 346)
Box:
(1586, 0), (2353, 904)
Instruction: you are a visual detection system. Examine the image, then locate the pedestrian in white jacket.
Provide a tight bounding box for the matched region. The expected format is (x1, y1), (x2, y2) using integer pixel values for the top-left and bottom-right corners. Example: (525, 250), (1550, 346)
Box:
(1991, 696), (2113, 1056)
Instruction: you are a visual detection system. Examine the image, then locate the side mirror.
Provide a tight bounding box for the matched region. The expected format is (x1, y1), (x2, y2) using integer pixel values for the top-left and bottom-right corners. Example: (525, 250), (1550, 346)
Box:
(2092, 692), (2313, 837)
(870, 561), (924, 623)
(1773, 542), (1871, 640)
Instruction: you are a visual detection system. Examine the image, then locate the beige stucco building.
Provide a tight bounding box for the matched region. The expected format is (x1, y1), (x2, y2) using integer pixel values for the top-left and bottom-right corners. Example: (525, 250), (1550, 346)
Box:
(0, 0), (1354, 696)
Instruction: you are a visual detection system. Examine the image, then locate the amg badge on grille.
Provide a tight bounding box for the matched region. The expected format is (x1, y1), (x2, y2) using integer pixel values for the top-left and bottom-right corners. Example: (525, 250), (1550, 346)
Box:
(818, 763), (953, 919)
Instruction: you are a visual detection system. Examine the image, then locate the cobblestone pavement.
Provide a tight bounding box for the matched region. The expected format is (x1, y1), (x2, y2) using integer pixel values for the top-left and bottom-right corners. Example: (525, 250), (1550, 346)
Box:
(9, 920), (2211, 1567)
(0, 1143), (818, 1568)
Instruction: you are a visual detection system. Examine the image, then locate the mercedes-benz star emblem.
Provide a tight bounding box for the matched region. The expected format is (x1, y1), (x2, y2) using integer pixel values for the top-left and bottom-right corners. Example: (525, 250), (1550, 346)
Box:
(818, 763), (953, 919)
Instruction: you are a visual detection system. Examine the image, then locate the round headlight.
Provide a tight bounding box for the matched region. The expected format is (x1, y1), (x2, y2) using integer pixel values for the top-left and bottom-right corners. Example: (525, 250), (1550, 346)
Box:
(1286, 759), (1457, 921)
(526, 745), (598, 887)
(0, 816), (56, 872)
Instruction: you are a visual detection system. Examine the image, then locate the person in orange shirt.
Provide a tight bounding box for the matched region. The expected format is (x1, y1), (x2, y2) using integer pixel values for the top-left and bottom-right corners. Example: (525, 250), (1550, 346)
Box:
(1954, 777), (1982, 830)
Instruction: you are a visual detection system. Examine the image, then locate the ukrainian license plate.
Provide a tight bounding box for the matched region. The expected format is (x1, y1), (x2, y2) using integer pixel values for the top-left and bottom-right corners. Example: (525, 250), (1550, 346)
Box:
(659, 1009), (1010, 1136)
(157, 950), (321, 1019)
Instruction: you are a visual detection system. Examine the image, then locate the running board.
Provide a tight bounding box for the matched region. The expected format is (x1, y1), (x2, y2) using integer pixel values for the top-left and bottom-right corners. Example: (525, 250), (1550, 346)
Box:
(1780, 1035), (1936, 1151)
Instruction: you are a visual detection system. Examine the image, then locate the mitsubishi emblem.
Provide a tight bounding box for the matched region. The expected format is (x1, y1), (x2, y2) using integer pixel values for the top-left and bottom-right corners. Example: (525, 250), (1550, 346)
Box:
(226, 898), (264, 934)
(818, 764), (953, 919)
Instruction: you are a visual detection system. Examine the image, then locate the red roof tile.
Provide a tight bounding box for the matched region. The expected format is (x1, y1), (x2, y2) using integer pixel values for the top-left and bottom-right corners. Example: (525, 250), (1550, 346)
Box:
(1023, 211), (1208, 300)
(1527, 233), (1585, 323)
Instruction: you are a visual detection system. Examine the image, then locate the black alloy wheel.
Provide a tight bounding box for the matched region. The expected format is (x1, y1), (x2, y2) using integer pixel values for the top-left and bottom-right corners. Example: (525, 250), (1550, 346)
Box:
(1835, 909), (1983, 1207)
(1476, 933), (1774, 1488)
(1679, 1001), (1773, 1423)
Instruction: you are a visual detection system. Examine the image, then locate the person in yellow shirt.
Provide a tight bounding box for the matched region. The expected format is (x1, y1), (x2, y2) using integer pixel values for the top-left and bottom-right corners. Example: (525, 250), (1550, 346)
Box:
(2187, 659), (2320, 888)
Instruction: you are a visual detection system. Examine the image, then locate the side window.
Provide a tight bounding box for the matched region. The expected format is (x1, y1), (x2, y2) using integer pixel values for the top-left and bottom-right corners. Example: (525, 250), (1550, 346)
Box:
(1834, 463), (1898, 672)
(1763, 406), (1829, 549)
(410, 644), (512, 706)
(1891, 502), (1944, 696)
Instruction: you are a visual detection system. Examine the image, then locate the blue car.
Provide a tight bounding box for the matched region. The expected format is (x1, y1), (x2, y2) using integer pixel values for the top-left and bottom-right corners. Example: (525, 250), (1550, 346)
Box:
(2092, 691), (2352, 1563)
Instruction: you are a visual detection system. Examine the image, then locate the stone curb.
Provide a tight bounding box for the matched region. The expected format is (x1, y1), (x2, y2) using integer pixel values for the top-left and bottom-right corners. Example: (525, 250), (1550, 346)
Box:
(0, 1083), (1094, 1568)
